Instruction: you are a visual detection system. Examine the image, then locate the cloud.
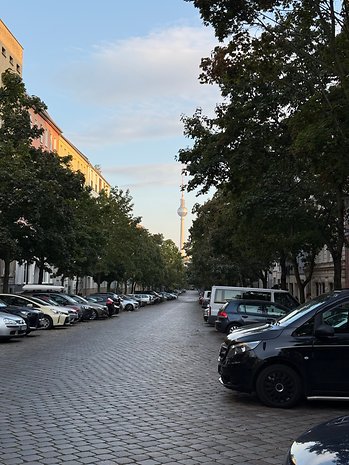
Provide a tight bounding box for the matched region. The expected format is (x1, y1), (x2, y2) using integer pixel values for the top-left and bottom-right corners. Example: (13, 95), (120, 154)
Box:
(56, 25), (221, 146)
(103, 162), (184, 189)
(59, 26), (218, 104)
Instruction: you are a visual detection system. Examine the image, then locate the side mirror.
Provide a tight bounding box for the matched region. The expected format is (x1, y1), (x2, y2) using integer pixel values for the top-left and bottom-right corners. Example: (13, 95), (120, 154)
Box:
(315, 324), (335, 338)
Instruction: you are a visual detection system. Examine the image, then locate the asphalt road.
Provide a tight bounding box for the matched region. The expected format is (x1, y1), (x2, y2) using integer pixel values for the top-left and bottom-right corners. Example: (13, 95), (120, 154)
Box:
(0, 291), (347, 465)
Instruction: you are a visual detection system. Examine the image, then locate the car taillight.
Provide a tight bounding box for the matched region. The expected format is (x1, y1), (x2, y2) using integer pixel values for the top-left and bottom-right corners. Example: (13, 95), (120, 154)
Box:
(218, 311), (228, 318)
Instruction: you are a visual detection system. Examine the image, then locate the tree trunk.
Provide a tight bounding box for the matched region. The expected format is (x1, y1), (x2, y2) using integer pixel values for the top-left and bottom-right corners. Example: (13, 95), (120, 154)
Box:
(279, 252), (287, 290)
(38, 262), (45, 284)
(2, 258), (11, 293)
(332, 250), (343, 289)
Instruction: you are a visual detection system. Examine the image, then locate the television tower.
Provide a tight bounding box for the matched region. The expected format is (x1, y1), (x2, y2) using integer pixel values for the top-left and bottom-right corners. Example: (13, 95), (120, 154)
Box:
(177, 178), (188, 256)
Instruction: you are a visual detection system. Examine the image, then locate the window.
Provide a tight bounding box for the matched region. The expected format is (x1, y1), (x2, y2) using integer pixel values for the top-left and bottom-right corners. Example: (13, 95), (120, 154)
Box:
(242, 291), (270, 301)
(16, 64), (20, 74)
(9, 56), (13, 65)
(2, 47), (6, 57)
(293, 317), (315, 337)
(274, 292), (299, 309)
(238, 304), (263, 315)
(265, 304), (287, 318)
(322, 305), (349, 333)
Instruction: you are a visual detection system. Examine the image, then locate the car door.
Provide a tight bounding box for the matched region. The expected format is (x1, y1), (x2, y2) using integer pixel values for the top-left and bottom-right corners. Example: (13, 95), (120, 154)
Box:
(308, 302), (349, 395)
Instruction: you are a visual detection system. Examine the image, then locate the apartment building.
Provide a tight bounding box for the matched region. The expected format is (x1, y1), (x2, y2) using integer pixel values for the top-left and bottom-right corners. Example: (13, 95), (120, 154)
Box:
(0, 19), (22, 84)
(0, 19), (110, 291)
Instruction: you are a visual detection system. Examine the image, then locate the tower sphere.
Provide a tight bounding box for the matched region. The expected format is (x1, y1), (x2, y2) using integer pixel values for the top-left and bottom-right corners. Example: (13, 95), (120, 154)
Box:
(177, 206), (188, 217)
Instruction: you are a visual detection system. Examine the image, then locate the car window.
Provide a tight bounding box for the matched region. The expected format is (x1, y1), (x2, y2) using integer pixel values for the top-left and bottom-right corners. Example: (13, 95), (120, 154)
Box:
(238, 304), (263, 315)
(274, 292), (299, 309)
(242, 291), (270, 301)
(322, 305), (349, 333)
(293, 316), (315, 337)
(265, 304), (287, 317)
(214, 289), (243, 303)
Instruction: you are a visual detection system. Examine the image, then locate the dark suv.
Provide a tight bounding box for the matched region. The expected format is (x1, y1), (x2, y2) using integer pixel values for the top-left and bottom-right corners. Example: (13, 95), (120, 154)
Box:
(215, 299), (290, 334)
(218, 290), (349, 408)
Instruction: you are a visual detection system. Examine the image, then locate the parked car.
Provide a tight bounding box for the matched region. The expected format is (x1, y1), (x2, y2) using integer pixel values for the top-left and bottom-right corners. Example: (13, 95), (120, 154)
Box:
(128, 293), (153, 306)
(0, 294), (71, 329)
(0, 298), (44, 334)
(218, 289), (349, 408)
(25, 292), (94, 321)
(68, 295), (109, 320)
(284, 415), (349, 465)
(215, 299), (290, 334)
(85, 295), (120, 317)
(119, 295), (139, 311)
(135, 290), (162, 304)
(0, 311), (27, 340)
(24, 293), (81, 323)
(208, 285), (299, 325)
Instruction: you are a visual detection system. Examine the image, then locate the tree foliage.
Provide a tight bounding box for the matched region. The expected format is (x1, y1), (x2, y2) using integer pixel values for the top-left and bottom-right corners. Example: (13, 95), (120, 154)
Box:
(180, 0), (349, 292)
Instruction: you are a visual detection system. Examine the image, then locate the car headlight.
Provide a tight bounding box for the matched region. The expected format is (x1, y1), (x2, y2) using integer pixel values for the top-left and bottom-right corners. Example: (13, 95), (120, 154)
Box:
(51, 309), (60, 314)
(4, 318), (24, 325)
(20, 311), (28, 316)
(227, 341), (261, 360)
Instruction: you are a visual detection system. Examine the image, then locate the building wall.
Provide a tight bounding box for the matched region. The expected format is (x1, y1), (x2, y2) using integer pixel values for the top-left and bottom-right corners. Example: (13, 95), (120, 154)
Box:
(58, 136), (110, 196)
(0, 19), (22, 84)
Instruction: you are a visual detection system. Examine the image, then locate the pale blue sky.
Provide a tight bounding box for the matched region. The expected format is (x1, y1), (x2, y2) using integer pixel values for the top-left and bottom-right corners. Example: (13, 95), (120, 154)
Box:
(1, 1), (220, 246)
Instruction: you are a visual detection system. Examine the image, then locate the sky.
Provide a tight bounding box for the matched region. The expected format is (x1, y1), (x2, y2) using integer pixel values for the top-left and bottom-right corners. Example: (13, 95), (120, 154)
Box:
(1, 1), (220, 248)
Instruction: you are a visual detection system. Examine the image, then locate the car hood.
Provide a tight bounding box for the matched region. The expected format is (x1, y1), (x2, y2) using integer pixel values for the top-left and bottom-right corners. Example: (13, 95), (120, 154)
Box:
(226, 323), (283, 344)
(0, 311), (25, 321)
(288, 416), (349, 465)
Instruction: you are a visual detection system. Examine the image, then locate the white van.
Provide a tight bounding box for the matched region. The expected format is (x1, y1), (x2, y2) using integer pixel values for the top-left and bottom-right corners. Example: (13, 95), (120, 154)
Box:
(207, 285), (299, 325)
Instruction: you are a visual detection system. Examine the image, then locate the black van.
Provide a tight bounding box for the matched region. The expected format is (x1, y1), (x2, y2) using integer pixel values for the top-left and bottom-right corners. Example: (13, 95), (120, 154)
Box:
(218, 290), (349, 408)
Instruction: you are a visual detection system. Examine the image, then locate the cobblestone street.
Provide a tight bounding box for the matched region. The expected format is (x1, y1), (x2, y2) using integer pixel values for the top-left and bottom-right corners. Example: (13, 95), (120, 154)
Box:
(0, 291), (348, 465)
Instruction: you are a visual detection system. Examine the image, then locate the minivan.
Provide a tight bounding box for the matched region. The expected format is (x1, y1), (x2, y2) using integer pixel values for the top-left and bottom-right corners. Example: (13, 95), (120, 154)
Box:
(218, 290), (349, 408)
(207, 285), (298, 325)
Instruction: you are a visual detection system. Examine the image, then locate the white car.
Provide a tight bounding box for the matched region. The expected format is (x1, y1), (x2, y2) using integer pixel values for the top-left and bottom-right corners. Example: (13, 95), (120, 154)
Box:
(0, 311), (27, 340)
(0, 294), (71, 330)
(120, 295), (140, 311)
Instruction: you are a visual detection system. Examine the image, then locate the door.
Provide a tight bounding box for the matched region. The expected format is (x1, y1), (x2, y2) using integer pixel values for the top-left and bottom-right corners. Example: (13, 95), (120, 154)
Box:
(308, 303), (349, 395)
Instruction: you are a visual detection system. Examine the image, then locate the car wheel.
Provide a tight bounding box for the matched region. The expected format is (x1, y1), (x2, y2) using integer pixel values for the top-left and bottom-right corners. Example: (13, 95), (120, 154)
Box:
(125, 304), (133, 311)
(89, 309), (98, 320)
(255, 364), (302, 408)
(227, 324), (240, 334)
(40, 315), (53, 330)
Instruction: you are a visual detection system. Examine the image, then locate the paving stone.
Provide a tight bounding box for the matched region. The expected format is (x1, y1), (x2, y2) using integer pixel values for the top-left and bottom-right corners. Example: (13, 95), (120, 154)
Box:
(0, 292), (347, 465)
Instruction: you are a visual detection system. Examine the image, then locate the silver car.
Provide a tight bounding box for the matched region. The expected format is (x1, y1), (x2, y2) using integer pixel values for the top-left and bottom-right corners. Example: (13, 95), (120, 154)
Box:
(0, 311), (27, 340)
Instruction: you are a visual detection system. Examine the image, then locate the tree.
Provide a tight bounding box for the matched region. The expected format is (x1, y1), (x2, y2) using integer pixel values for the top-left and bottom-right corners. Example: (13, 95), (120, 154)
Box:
(179, 0), (349, 289)
(0, 70), (45, 290)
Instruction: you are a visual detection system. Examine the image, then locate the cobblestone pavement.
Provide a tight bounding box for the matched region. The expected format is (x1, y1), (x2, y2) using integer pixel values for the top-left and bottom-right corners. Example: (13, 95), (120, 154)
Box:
(0, 291), (348, 465)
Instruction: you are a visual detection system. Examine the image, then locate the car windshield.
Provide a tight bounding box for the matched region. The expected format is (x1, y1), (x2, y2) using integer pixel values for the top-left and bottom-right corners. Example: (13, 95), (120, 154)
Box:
(71, 295), (88, 303)
(29, 296), (58, 306)
(0, 299), (6, 308)
(276, 292), (343, 326)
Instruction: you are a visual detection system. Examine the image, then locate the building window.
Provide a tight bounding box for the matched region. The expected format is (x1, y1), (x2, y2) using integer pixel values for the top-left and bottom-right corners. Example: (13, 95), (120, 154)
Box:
(9, 56), (13, 65)
(16, 64), (20, 74)
(1, 47), (6, 57)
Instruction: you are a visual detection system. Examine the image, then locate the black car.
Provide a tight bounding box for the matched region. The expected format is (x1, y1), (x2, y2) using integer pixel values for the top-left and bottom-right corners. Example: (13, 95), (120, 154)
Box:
(284, 415), (349, 465)
(215, 299), (290, 334)
(0, 299), (43, 334)
(218, 290), (349, 408)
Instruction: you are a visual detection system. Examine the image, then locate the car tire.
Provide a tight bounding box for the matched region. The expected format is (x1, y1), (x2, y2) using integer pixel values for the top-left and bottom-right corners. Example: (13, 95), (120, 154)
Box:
(226, 324), (240, 334)
(40, 315), (53, 330)
(255, 364), (302, 408)
(125, 304), (133, 311)
(89, 309), (98, 320)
